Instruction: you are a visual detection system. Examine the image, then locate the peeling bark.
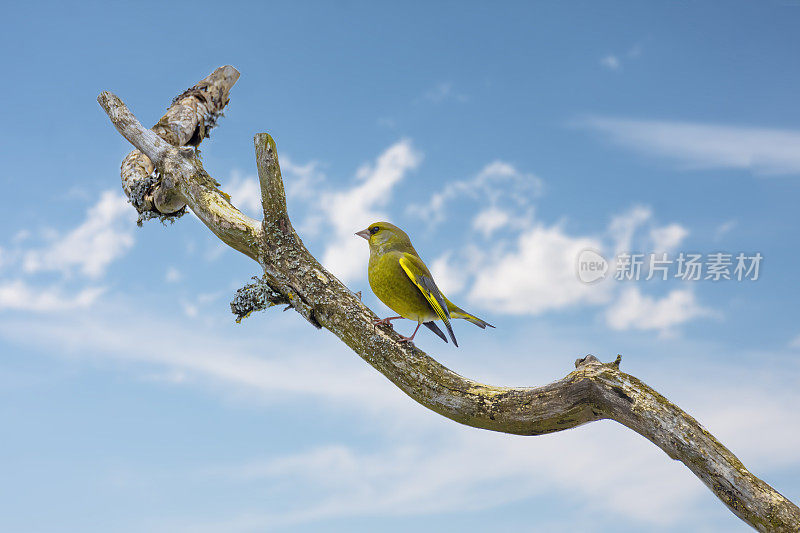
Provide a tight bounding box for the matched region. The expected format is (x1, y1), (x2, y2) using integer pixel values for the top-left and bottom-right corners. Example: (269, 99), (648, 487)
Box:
(98, 66), (800, 532)
(115, 66), (239, 223)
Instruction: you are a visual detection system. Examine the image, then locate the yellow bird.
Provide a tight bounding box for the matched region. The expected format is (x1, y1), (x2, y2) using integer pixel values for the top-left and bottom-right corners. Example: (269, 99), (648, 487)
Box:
(356, 222), (494, 346)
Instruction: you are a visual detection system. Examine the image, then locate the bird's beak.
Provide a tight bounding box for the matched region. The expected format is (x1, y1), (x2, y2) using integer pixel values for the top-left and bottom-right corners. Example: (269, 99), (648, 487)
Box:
(355, 229), (371, 240)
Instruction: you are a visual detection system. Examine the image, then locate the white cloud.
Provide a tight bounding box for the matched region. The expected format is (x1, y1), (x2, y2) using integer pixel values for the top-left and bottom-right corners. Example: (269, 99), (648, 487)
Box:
(421, 82), (467, 104)
(179, 291), (224, 318)
(193, 422), (705, 531)
(600, 54), (621, 70)
(12, 230), (31, 244)
(0, 279), (105, 312)
(790, 335), (800, 349)
(607, 206), (687, 254)
(424, 199), (702, 328)
(715, 220), (737, 240)
(143, 369), (191, 384)
(408, 160), (542, 227)
(225, 171), (262, 217)
(320, 140), (422, 282)
(605, 287), (713, 336)
(472, 207), (511, 238)
(0, 190), (134, 313)
(225, 158), (324, 220)
(429, 252), (468, 297)
(700, 386), (800, 469)
(419, 194), (706, 333)
(165, 267), (182, 283)
(182, 301), (199, 318)
(468, 223), (611, 314)
(0, 298), (406, 412)
(204, 243), (228, 262)
(608, 205), (652, 255)
(22, 190), (135, 278)
(581, 117), (800, 175)
(424, 81), (453, 102)
(600, 45), (641, 72)
(650, 223), (689, 252)
(281, 156), (325, 200)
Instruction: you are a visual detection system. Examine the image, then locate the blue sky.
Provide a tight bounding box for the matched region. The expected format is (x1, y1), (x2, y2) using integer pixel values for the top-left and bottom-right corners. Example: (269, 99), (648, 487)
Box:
(1, 1), (799, 531)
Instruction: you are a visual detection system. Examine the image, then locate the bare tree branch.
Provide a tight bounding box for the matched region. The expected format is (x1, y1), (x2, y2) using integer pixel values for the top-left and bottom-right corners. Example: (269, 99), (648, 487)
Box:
(109, 66), (240, 223)
(98, 88), (263, 262)
(97, 67), (800, 532)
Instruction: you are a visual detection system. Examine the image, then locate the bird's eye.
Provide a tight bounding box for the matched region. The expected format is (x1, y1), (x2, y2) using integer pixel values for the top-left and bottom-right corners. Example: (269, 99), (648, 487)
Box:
(369, 226), (379, 235)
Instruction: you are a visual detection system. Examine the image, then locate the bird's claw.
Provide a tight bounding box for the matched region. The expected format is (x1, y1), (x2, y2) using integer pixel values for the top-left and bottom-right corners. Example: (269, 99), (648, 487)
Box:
(397, 336), (415, 344)
(372, 317), (394, 327)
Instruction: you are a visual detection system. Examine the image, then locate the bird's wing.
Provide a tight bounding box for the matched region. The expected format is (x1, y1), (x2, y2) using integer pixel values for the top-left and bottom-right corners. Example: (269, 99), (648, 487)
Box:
(398, 254), (458, 347)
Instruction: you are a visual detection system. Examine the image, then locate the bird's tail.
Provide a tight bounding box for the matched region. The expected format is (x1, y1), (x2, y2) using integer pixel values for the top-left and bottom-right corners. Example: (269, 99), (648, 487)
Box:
(445, 300), (495, 329)
(423, 321), (448, 343)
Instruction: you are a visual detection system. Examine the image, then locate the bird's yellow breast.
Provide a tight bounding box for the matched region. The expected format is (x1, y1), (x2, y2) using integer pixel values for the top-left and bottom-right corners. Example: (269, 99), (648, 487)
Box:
(368, 251), (437, 323)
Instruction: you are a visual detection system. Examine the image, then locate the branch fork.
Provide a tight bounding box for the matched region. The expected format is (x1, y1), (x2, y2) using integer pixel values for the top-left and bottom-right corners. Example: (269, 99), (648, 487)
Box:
(98, 66), (800, 532)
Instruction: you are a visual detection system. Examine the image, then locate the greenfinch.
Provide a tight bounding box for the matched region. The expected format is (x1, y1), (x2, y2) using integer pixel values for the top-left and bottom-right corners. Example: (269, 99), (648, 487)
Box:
(356, 221), (494, 346)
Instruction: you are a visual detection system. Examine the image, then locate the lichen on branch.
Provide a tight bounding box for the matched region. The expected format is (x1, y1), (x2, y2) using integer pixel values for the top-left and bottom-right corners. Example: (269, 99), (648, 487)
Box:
(230, 276), (288, 323)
